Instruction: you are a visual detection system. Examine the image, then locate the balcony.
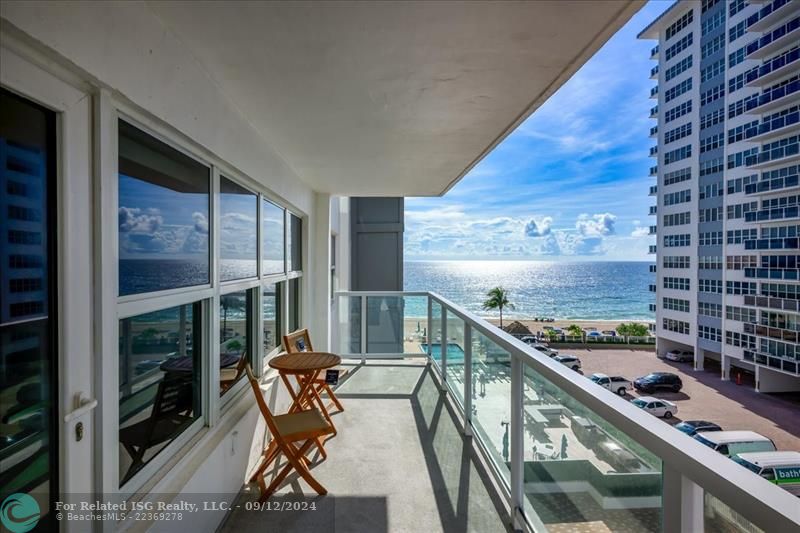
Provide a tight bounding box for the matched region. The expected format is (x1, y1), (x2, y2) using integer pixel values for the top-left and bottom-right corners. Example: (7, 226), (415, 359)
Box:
(743, 322), (799, 344)
(649, 165), (658, 176)
(649, 125), (658, 137)
(650, 45), (659, 59)
(649, 146), (658, 157)
(743, 350), (800, 376)
(744, 267), (800, 280)
(745, 136), (800, 169)
(649, 225), (658, 235)
(745, 16), (800, 60)
(649, 185), (658, 196)
(746, 205), (800, 222)
(649, 264), (657, 273)
(744, 294), (800, 313)
(747, 0), (800, 32)
(744, 236), (800, 250)
(649, 105), (658, 118)
(650, 85), (659, 98)
(650, 65), (659, 79)
(745, 77), (800, 114)
(649, 205), (657, 215)
(744, 169), (800, 195)
(744, 46), (800, 87)
(743, 106), (800, 143)
(301, 291), (799, 533)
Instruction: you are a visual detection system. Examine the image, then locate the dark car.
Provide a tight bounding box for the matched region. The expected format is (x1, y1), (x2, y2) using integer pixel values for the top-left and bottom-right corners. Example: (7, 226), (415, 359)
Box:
(633, 372), (683, 393)
(674, 420), (722, 437)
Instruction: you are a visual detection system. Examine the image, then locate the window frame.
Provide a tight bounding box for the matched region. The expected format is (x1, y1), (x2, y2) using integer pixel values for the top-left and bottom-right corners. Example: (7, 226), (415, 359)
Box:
(99, 94), (307, 496)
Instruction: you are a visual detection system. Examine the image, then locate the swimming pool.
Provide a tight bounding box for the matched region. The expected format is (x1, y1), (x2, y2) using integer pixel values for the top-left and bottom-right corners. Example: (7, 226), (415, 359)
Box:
(422, 343), (465, 359)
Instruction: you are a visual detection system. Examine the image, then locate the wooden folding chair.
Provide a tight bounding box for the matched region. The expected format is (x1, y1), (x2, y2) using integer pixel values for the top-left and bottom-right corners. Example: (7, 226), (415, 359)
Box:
(283, 328), (348, 413)
(245, 365), (334, 500)
(219, 355), (248, 393)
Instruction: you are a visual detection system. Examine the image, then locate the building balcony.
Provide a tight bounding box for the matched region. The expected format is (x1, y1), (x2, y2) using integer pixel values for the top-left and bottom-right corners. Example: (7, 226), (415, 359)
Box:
(744, 267), (800, 280)
(649, 146), (658, 157)
(650, 85), (659, 99)
(744, 294), (800, 313)
(745, 16), (800, 60)
(650, 65), (659, 79)
(649, 185), (658, 196)
(649, 165), (658, 176)
(649, 105), (658, 118)
(649, 225), (658, 235)
(745, 138), (800, 169)
(745, 78), (800, 115)
(747, 0), (800, 32)
(743, 350), (800, 376)
(650, 45), (659, 60)
(649, 264), (657, 273)
(745, 47), (800, 87)
(744, 236), (800, 250)
(744, 106), (800, 142)
(649, 126), (658, 138)
(743, 322), (800, 344)
(649, 205), (657, 215)
(649, 283), (657, 292)
(744, 169), (800, 195)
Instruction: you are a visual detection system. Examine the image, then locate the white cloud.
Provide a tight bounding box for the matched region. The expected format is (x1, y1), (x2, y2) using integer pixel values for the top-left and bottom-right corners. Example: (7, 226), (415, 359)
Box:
(576, 213), (617, 236)
(524, 216), (553, 237)
(631, 226), (649, 237)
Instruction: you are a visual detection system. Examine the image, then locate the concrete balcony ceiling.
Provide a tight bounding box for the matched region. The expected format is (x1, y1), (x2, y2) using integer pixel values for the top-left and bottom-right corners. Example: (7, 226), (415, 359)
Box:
(147, 0), (643, 196)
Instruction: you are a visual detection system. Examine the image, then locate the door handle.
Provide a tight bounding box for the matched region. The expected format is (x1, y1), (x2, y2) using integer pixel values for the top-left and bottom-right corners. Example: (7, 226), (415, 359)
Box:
(63, 393), (98, 423)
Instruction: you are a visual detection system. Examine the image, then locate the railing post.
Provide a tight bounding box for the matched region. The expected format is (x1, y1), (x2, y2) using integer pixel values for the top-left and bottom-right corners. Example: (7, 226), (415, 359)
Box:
(360, 294), (367, 363)
(463, 323), (472, 436)
(440, 304), (448, 392)
(662, 463), (704, 533)
(427, 295), (433, 363)
(510, 353), (525, 529)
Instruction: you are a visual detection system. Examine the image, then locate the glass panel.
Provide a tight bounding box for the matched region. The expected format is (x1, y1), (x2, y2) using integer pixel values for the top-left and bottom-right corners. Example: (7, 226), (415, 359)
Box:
(444, 311), (466, 407)
(219, 177), (257, 281)
(704, 491), (764, 532)
(287, 213), (302, 272)
(262, 282), (281, 355)
(262, 200), (284, 275)
(0, 88), (57, 524)
(470, 330), (511, 483)
(118, 120), (210, 296)
(363, 295), (428, 355)
(337, 295), (361, 354)
(521, 363), (662, 531)
(219, 290), (251, 396)
(287, 278), (300, 333)
(430, 300), (442, 366)
(118, 302), (202, 486)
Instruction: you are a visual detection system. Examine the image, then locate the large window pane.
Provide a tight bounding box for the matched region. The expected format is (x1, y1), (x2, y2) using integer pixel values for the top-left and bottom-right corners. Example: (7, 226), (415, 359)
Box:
(0, 88), (57, 525)
(118, 121), (210, 296)
(287, 213), (302, 272)
(288, 278), (300, 333)
(262, 200), (284, 275)
(118, 302), (202, 485)
(220, 177), (257, 281)
(263, 283), (281, 354)
(220, 290), (252, 396)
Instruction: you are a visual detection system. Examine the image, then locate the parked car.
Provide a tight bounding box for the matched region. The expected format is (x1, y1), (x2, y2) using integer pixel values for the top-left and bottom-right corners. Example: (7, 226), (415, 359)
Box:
(531, 344), (558, 357)
(634, 372), (683, 393)
(693, 431), (777, 458)
(589, 373), (632, 396)
(586, 331), (603, 339)
(733, 451), (800, 496)
(554, 355), (581, 371)
(665, 350), (694, 363)
(631, 396), (678, 418)
(520, 335), (537, 344)
(674, 420), (722, 437)
(601, 330), (617, 337)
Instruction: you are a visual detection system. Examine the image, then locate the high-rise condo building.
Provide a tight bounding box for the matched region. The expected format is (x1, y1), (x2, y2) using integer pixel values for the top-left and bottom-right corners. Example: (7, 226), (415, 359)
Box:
(640, 0), (800, 392)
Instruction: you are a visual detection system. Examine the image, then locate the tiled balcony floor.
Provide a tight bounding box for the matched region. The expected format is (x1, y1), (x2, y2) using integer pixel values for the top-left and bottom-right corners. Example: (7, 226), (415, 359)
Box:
(220, 360), (511, 533)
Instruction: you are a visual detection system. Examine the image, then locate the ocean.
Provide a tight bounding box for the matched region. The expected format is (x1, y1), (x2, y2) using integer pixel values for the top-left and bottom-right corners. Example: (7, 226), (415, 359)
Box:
(404, 260), (654, 321)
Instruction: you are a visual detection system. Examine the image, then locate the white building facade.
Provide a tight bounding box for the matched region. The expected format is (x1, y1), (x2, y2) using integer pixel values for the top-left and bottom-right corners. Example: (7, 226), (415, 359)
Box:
(642, 0), (800, 392)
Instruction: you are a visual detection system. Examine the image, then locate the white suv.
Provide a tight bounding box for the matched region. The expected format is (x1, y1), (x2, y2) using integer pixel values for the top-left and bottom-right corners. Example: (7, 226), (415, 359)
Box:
(631, 396), (678, 419)
(554, 355), (581, 371)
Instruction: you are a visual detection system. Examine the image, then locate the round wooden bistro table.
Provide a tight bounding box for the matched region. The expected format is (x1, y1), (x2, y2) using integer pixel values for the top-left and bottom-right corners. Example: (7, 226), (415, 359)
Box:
(269, 351), (342, 435)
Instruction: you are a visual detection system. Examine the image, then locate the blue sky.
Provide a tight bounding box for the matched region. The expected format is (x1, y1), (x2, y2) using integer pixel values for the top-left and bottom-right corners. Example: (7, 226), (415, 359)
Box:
(405, 1), (666, 262)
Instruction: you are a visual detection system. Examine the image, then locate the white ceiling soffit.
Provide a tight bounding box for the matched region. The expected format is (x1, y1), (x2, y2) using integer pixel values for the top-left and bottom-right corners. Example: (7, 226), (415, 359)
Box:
(148, 0), (643, 197)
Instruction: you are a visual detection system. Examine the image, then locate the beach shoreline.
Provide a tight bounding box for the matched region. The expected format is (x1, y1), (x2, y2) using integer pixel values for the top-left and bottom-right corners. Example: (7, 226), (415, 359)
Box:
(486, 318), (651, 334)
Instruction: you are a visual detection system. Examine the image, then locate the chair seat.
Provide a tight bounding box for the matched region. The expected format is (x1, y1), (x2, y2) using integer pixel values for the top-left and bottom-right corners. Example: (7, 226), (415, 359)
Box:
(273, 408), (333, 441)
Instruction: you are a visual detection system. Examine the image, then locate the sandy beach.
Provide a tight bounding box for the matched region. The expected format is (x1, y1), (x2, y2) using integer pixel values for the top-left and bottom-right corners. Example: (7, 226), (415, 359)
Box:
(486, 318), (651, 335)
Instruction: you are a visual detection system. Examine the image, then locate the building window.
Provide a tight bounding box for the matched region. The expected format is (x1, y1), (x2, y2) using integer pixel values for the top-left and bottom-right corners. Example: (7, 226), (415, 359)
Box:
(263, 282), (282, 354)
(219, 290), (253, 396)
(262, 199), (285, 275)
(118, 302), (203, 485)
(118, 121), (210, 296)
(287, 213), (302, 272)
(220, 177), (258, 281)
(288, 278), (300, 333)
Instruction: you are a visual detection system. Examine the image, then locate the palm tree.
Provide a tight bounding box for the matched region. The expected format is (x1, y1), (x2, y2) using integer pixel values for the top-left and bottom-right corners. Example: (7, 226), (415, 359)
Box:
(482, 287), (515, 329)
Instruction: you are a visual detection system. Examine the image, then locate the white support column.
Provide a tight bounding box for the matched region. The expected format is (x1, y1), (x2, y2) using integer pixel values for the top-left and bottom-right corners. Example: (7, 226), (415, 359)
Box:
(309, 191), (332, 351)
(463, 323), (473, 436)
(360, 294), (367, 362)
(662, 463), (704, 533)
(721, 354), (731, 381)
(440, 304), (448, 392)
(510, 354), (525, 529)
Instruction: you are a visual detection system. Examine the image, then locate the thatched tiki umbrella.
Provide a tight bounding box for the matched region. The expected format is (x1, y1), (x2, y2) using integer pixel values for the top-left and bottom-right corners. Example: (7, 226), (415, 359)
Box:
(502, 320), (532, 338)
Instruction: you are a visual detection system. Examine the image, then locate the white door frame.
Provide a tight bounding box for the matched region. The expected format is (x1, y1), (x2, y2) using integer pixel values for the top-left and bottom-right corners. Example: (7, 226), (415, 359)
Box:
(1, 37), (95, 531)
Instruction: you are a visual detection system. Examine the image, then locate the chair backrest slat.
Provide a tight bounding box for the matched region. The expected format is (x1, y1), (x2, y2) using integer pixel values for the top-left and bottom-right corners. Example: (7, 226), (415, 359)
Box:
(283, 328), (313, 354)
(244, 364), (281, 437)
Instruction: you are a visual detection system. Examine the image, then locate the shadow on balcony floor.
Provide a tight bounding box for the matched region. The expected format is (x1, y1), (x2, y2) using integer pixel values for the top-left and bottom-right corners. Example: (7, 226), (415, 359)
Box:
(219, 359), (511, 533)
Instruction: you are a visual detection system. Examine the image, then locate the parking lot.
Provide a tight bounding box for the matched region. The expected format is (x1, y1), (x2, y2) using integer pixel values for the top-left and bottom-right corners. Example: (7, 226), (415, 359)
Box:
(571, 348), (800, 451)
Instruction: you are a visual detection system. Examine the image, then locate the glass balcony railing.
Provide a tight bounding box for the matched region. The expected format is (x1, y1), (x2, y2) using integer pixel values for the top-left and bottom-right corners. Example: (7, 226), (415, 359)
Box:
(334, 291), (800, 533)
(745, 16), (800, 57)
(651, 45), (659, 59)
(744, 267), (800, 280)
(744, 294), (800, 312)
(744, 322), (800, 343)
(743, 350), (800, 375)
(747, 0), (794, 30)
(744, 47), (800, 85)
(746, 205), (800, 221)
(648, 245), (657, 255)
(649, 205), (657, 215)
(650, 65), (659, 78)
(650, 86), (659, 98)
(649, 146), (658, 157)
(745, 78), (800, 113)
(744, 108), (800, 141)
(745, 171), (800, 194)
(649, 264), (657, 273)
(650, 126), (658, 137)
(650, 105), (658, 117)
(649, 165), (658, 176)
(744, 236), (800, 250)
(745, 140), (800, 167)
